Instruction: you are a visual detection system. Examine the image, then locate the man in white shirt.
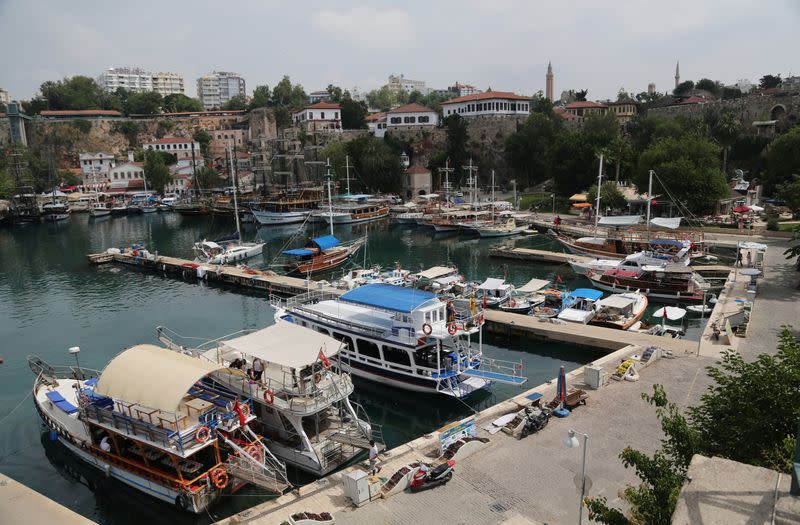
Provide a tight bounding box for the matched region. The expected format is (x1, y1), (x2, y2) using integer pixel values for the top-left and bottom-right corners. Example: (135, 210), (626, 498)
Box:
(369, 440), (381, 475)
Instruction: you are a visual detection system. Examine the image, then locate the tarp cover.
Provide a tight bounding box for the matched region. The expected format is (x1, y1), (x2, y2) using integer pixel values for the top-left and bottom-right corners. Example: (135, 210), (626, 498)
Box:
(415, 266), (456, 280)
(219, 322), (341, 369)
(649, 239), (684, 247)
(94, 344), (238, 413)
(738, 241), (767, 250)
(340, 283), (438, 313)
(283, 248), (314, 257)
(568, 288), (604, 300)
(650, 217), (682, 229)
(516, 278), (551, 293)
(652, 306), (687, 320)
(598, 215), (641, 226)
(310, 235), (340, 251)
(597, 295), (636, 309)
(477, 278), (507, 290)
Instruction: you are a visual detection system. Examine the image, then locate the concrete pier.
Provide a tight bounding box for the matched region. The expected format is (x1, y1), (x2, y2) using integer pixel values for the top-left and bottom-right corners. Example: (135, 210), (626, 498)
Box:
(0, 473), (97, 525)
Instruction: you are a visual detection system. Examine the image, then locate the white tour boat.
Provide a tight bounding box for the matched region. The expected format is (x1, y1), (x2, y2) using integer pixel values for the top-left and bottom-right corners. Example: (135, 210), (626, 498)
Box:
(556, 288), (604, 324)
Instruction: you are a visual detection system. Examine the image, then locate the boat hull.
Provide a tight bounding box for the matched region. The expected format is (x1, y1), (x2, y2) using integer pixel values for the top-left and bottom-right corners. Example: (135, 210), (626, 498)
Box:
(200, 243), (265, 265)
(586, 276), (703, 303)
(43, 212), (70, 221)
(252, 209), (309, 225)
(322, 210), (389, 224)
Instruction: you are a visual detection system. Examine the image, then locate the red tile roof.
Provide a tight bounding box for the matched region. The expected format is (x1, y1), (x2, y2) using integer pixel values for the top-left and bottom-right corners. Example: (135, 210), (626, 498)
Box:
(441, 90), (529, 105)
(406, 164), (431, 174)
(554, 108), (580, 120)
(144, 137), (197, 144)
(366, 111), (387, 122)
(389, 103), (435, 114)
(565, 101), (606, 109)
(40, 109), (123, 117)
(676, 96), (707, 105)
(305, 102), (341, 110)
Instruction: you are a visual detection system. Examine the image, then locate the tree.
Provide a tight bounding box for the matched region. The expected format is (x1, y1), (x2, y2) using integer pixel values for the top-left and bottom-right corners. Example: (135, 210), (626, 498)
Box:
(550, 131), (600, 196)
(58, 169), (82, 186)
(777, 175), (800, 214)
(37, 76), (107, 110)
(339, 96), (368, 129)
(269, 76), (307, 128)
(222, 95), (246, 111)
(635, 136), (728, 213)
(765, 125), (800, 193)
(192, 128), (212, 159)
(345, 135), (404, 193)
(440, 114), (470, 186)
(759, 74), (782, 90)
(695, 78), (719, 95)
(574, 89), (588, 102)
(195, 166), (223, 190)
(143, 149), (172, 194)
(634, 90), (663, 104)
(530, 92), (554, 115)
(162, 93), (202, 113)
(248, 85), (271, 110)
(704, 108), (742, 174)
(587, 181), (626, 211)
(721, 86), (742, 100)
(326, 84), (343, 102)
(505, 112), (563, 187)
(673, 80), (695, 95)
(627, 115), (690, 160)
(616, 88), (633, 102)
(366, 86), (396, 111)
(124, 91), (163, 115)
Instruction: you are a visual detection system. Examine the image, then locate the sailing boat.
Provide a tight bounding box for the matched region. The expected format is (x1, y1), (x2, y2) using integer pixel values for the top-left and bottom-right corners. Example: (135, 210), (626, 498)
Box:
(193, 147), (265, 265)
(475, 171), (526, 237)
(89, 172), (111, 218)
(41, 161), (70, 222)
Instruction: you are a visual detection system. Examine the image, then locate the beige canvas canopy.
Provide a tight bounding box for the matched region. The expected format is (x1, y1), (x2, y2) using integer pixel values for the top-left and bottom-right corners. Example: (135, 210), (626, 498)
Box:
(94, 344), (240, 413)
(415, 266), (457, 280)
(516, 278), (550, 294)
(219, 322), (342, 369)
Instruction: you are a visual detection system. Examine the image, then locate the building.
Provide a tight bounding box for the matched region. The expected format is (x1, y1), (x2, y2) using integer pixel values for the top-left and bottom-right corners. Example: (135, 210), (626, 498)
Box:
(449, 83), (480, 98)
(98, 67), (153, 93)
(385, 74), (429, 95)
(675, 61), (680, 90)
(108, 162), (145, 191)
(291, 102), (342, 132)
(79, 152), (116, 184)
(0, 88), (9, 105)
(647, 82), (657, 95)
(366, 112), (387, 138)
(309, 90), (333, 103)
(404, 164), (432, 198)
(143, 137), (202, 161)
(440, 90), (530, 118)
(386, 103), (438, 130)
(151, 72), (185, 96)
(606, 99), (638, 123)
(564, 101), (608, 117)
(210, 129), (248, 157)
(780, 76), (800, 91)
(196, 72), (246, 110)
(546, 63), (554, 102)
(5, 101), (29, 146)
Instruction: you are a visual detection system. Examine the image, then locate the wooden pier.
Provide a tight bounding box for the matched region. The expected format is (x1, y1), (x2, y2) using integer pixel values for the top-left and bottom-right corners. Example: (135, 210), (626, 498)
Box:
(489, 245), (588, 264)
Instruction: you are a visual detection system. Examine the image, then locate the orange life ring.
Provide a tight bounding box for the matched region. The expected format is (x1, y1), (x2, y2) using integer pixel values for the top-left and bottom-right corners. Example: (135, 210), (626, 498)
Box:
(245, 444), (264, 464)
(448, 323), (458, 335)
(263, 389), (274, 404)
(240, 403), (250, 419)
(422, 323), (433, 335)
(195, 425), (210, 443)
(210, 467), (228, 489)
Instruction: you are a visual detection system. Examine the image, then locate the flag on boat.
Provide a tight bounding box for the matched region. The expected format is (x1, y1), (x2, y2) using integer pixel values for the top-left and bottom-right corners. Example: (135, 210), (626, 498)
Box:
(318, 349), (331, 369)
(233, 399), (246, 427)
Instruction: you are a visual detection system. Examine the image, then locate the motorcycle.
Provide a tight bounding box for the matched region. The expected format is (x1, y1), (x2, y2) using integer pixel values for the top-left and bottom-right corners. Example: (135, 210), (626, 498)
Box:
(409, 459), (456, 492)
(520, 406), (551, 438)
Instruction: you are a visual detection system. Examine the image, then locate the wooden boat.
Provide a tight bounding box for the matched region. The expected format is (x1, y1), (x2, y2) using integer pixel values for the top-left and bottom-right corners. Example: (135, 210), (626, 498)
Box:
(283, 235), (366, 275)
(586, 265), (706, 303)
(590, 291), (648, 330)
(549, 228), (703, 260)
(498, 278), (550, 314)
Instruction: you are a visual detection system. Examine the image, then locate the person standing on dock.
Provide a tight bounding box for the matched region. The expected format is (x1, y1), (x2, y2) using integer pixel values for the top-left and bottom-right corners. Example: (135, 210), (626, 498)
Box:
(369, 440), (381, 476)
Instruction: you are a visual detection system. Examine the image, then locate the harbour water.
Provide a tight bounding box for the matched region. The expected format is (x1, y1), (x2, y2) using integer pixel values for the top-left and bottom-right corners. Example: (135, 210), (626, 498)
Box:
(0, 213), (704, 524)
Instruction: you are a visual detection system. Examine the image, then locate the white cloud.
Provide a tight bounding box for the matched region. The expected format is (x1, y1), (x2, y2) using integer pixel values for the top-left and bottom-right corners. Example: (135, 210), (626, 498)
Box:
(313, 6), (414, 50)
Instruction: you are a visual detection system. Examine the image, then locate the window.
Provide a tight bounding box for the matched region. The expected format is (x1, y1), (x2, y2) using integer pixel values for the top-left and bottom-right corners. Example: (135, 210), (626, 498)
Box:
(333, 332), (354, 353)
(418, 115), (429, 123)
(321, 112), (325, 119)
(404, 116), (416, 124)
(356, 338), (381, 360)
(335, 112), (339, 119)
(390, 117), (402, 124)
(383, 346), (411, 366)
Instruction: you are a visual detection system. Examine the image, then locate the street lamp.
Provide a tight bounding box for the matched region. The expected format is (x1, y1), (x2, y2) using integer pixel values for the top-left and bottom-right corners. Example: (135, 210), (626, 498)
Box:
(564, 429), (589, 525)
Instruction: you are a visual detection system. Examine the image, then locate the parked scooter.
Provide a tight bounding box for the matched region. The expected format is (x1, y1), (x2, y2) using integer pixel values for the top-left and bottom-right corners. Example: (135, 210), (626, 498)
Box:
(520, 406), (551, 438)
(409, 459), (456, 492)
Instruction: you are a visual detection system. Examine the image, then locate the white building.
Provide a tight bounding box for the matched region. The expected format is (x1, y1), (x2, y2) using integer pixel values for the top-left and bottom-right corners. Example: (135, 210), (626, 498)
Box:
(385, 74), (430, 95)
(441, 90), (530, 118)
(292, 102), (342, 132)
(450, 83), (480, 97)
(366, 112), (387, 138)
(196, 72), (246, 110)
(0, 88), (9, 105)
(109, 162), (146, 191)
(386, 103), (438, 129)
(78, 152), (116, 184)
(309, 90), (333, 103)
(143, 137), (202, 161)
(98, 67), (153, 93)
(152, 72), (185, 96)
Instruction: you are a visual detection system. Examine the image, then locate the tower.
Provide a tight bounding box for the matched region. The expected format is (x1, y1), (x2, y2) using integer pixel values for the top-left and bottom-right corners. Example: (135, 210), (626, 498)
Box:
(647, 82), (656, 95)
(546, 62), (554, 102)
(675, 61), (680, 89)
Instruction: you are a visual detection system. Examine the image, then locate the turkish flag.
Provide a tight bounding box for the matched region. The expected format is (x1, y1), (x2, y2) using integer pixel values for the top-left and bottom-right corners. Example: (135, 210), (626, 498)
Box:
(234, 400), (246, 427)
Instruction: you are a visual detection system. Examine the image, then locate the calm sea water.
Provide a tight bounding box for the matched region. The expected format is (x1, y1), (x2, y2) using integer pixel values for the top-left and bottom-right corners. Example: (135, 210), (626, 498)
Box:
(0, 213), (705, 524)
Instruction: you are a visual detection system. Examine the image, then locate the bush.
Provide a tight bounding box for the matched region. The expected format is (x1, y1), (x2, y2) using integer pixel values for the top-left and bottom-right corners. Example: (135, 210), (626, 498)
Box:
(767, 216), (779, 231)
(71, 120), (92, 134)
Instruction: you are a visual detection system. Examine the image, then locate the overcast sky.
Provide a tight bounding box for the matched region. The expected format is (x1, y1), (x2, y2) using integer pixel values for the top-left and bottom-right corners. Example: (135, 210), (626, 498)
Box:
(1, 0), (798, 102)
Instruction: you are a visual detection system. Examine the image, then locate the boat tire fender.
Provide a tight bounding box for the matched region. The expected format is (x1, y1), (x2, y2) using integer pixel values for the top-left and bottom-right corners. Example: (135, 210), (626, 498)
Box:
(448, 323), (458, 335)
(422, 323), (433, 336)
(175, 493), (191, 512)
(263, 389), (275, 404)
(195, 425), (211, 443)
(314, 372), (322, 384)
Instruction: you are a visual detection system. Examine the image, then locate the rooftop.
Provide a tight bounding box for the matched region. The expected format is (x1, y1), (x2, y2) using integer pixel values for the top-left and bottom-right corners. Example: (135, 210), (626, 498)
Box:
(366, 111), (387, 122)
(340, 283), (439, 313)
(441, 90), (530, 105)
(40, 109), (123, 117)
(143, 137), (197, 144)
(388, 103), (435, 114)
(565, 101), (607, 109)
(304, 102), (341, 110)
(406, 164), (431, 174)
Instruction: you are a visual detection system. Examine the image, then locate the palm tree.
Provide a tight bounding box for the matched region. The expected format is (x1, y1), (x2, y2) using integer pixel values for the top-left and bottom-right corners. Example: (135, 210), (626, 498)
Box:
(706, 109), (742, 175)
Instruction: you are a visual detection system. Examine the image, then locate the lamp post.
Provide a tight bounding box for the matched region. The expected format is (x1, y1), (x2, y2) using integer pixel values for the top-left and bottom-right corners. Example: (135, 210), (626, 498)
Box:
(564, 429), (589, 524)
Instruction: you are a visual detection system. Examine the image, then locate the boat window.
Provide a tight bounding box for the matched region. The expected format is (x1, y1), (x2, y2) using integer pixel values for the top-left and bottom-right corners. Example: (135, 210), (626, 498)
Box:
(383, 346), (411, 366)
(316, 327), (330, 336)
(413, 348), (438, 369)
(356, 339), (381, 360)
(332, 332), (354, 352)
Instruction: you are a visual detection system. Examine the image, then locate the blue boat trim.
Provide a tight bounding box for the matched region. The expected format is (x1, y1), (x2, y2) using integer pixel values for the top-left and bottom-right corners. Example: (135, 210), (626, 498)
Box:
(340, 283), (439, 313)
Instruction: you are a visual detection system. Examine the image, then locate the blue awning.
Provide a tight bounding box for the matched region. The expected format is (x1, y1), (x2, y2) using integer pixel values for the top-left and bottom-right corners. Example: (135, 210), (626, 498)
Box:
(283, 248), (314, 256)
(649, 239), (684, 247)
(340, 283), (439, 313)
(568, 288), (604, 300)
(310, 235), (340, 250)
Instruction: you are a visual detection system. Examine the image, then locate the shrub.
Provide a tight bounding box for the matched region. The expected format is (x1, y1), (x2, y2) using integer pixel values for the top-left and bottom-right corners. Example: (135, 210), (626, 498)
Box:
(767, 216), (779, 231)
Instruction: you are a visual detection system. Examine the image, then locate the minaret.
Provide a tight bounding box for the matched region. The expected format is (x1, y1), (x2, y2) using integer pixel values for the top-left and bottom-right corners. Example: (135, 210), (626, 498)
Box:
(675, 61), (680, 89)
(546, 62), (554, 101)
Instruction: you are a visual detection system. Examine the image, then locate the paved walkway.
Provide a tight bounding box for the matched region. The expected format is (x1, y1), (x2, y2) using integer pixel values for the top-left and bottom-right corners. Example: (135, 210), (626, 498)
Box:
(0, 472), (97, 525)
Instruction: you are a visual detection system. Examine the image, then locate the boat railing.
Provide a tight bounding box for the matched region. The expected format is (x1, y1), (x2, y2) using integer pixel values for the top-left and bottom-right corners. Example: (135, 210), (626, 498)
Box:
(231, 371), (355, 416)
(27, 355), (100, 384)
(270, 290), (341, 310)
(156, 325), (254, 355)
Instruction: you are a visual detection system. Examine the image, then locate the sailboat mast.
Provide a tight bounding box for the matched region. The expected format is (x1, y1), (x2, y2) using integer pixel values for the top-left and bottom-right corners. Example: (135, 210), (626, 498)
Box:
(594, 153), (604, 231)
(326, 158), (334, 236)
(646, 169), (654, 234)
(230, 147), (241, 239)
(345, 155), (351, 195)
(491, 170), (495, 222)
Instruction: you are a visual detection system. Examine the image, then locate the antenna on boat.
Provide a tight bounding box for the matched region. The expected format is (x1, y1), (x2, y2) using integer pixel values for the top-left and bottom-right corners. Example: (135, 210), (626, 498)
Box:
(344, 155), (354, 195)
(490, 170), (496, 222)
(594, 153), (604, 231)
(325, 158), (334, 236)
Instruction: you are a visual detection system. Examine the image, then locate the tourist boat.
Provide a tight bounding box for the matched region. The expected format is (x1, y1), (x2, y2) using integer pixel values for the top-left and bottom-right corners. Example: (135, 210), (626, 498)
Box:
(336, 266), (383, 290)
(549, 228), (703, 260)
(410, 266), (466, 294)
(498, 278), (550, 314)
(157, 323), (382, 477)
(568, 247), (691, 276)
(586, 265), (707, 302)
(89, 202), (111, 218)
(250, 189), (320, 225)
(428, 210), (490, 233)
(42, 201), (71, 222)
(632, 306), (687, 337)
(271, 284), (527, 397)
(395, 211), (424, 225)
(473, 278), (514, 308)
(110, 202), (128, 216)
(28, 345), (289, 514)
(282, 235), (366, 276)
(316, 195), (390, 225)
(589, 291), (648, 330)
(556, 288), (604, 324)
(159, 195), (178, 211)
(475, 217), (528, 238)
(69, 194), (96, 213)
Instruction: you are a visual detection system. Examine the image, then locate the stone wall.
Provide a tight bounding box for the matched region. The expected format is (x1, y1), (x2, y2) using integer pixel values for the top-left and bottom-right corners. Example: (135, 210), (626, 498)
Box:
(0, 117), (11, 146)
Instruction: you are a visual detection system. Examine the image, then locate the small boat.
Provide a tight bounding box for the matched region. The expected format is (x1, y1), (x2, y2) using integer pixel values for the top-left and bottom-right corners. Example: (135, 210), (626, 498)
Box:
(568, 247), (691, 276)
(110, 203), (128, 216)
(410, 266), (465, 294)
(89, 202), (111, 218)
(194, 237), (265, 265)
(686, 303), (713, 315)
(556, 288), (604, 324)
(475, 217), (528, 238)
(498, 278), (550, 314)
(42, 201), (71, 221)
(395, 211), (424, 225)
(585, 265), (707, 303)
(636, 306), (687, 338)
(590, 291), (648, 330)
(474, 277), (514, 308)
(283, 235), (366, 276)
(531, 289), (566, 318)
(336, 266), (383, 290)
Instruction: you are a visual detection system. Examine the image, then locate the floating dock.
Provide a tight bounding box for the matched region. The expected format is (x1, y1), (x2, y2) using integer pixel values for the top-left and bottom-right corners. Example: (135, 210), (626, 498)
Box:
(489, 245), (588, 264)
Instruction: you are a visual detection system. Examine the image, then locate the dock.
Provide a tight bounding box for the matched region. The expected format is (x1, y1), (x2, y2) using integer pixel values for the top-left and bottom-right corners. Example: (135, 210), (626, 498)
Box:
(0, 472), (97, 525)
(489, 245), (587, 264)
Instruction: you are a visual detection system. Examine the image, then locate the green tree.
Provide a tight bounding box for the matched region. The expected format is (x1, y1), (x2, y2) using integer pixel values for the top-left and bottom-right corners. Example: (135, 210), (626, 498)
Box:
(673, 80), (695, 95)
(162, 93), (202, 113)
(345, 135), (404, 193)
(143, 149), (172, 194)
(124, 91), (163, 115)
(587, 181), (626, 211)
(111, 120), (142, 148)
(627, 115), (690, 160)
(441, 114), (470, 186)
(574, 89), (588, 102)
(550, 131), (600, 196)
(721, 86), (743, 100)
(0, 169), (13, 198)
(583, 113), (619, 151)
(326, 84), (343, 102)
(530, 92), (554, 115)
(366, 86), (396, 111)
(58, 169), (81, 186)
(339, 95), (368, 129)
(319, 142), (349, 182)
(505, 112), (563, 187)
(192, 128), (212, 159)
(37, 76), (107, 110)
(270, 76), (307, 128)
(765, 125), (800, 193)
(759, 74), (782, 89)
(704, 108), (742, 174)
(695, 78), (719, 95)
(195, 166), (223, 190)
(222, 95), (246, 111)
(635, 136), (728, 213)
(777, 175), (800, 213)
(616, 87), (633, 102)
(248, 85), (271, 110)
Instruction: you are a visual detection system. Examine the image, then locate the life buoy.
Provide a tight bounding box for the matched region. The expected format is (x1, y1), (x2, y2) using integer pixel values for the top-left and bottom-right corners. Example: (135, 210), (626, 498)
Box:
(240, 403), (250, 419)
(210, 467), (228, 489)
(195, 425), (210, 443)
(448, 323), (458, 335)
(314, 372), (322, 384)
(245, 444), (265, 464)
(422, 323), (433, 336)
(263, 389), (274, 404)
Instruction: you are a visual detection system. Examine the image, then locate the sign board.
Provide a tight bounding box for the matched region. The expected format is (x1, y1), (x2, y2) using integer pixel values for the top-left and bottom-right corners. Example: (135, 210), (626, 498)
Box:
(439, 417), (476, 455)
